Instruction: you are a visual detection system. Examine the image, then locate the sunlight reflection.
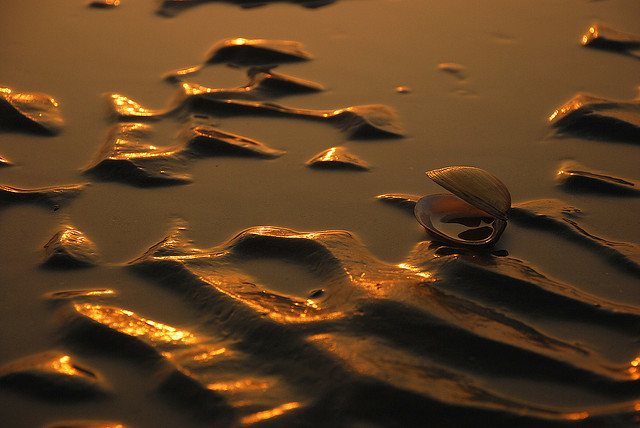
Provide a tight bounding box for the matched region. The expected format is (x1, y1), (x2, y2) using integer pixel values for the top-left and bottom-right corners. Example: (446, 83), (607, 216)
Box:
(240, 402), (301, 425)
(629, 356), (640, 380)
(581, 26), (598, 45)
(193, 347), (227, 361)
(566, 411), (589, 420)
(305, 299), (319, 309)
(548, 97), (584, 122)
(229, 37), (250, 46)
(61, 228), (86, 243)
(73, 303), (198, 345)
(196, 269), (343, 323)
(318, 147), (338, 162)
(207, 378), (270, 392)
(397, 263), (433, 280)
(110, 94), (155, 117)
(49, 355), (90, 377)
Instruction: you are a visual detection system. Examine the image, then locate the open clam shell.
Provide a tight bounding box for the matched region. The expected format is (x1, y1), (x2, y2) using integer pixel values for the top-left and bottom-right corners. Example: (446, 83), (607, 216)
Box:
(415, 167), (511, 247)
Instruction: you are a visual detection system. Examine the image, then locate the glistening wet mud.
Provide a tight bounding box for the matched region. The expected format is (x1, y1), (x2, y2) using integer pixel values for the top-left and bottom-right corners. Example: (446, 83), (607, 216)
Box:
(1, 0), (639, 427)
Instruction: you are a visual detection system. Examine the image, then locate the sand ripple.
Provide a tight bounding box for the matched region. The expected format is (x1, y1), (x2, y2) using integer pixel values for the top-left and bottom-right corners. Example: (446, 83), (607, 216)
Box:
(548, 89), (640, 142)
(37, 224), (639, 426)
(0, 87), (63, 135)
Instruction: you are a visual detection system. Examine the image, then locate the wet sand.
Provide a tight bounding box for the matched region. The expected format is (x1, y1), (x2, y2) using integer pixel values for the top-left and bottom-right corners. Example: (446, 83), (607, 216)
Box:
(1, 0), (639, 427)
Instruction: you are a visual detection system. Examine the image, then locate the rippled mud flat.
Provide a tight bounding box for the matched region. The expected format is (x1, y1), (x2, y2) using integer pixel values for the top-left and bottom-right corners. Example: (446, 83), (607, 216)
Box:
(1, 0), (639, 427)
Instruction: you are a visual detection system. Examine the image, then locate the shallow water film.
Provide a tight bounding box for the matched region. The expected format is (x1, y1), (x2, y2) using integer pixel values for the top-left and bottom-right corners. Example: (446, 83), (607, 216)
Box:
(1, 0), (640, 427)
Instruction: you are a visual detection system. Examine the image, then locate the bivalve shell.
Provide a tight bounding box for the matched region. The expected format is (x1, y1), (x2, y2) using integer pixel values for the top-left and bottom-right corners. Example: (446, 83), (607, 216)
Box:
(414, 166), (511, 247)
(426, 166), (511, 221)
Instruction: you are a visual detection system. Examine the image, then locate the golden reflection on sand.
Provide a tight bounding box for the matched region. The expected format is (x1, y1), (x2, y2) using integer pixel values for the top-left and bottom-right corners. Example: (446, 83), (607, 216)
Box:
(110, 94), (158, 117)
(230, 37), (250, 45)
(318, 147), (337, 161)
(548, 97), (584, 122)
(192, 269), (345, 324)
(43, 226), (100, 266)
(61, 228), (87, 244)
(192, 347), (227, 361)
(47, 289), (115, 299)
(581, 26), (597, 45)
(49, 355), (92, 378)
(566, 411), (589, 420)
(306, 146), (370, 169)
(73, 303), (198, 345)
(240, 402), (301, 425)
(206, 378), (270, 392)
(45, 423), (124, 428)
(1, 87), (59, 107)
(1, 86), (63, 134)
(629, 356), (640, 380)
(397, 263), (433, 280)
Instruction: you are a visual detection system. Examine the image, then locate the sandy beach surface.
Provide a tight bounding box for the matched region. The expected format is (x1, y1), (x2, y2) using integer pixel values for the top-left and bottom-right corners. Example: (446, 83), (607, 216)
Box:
(1, 0), (639, 426)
